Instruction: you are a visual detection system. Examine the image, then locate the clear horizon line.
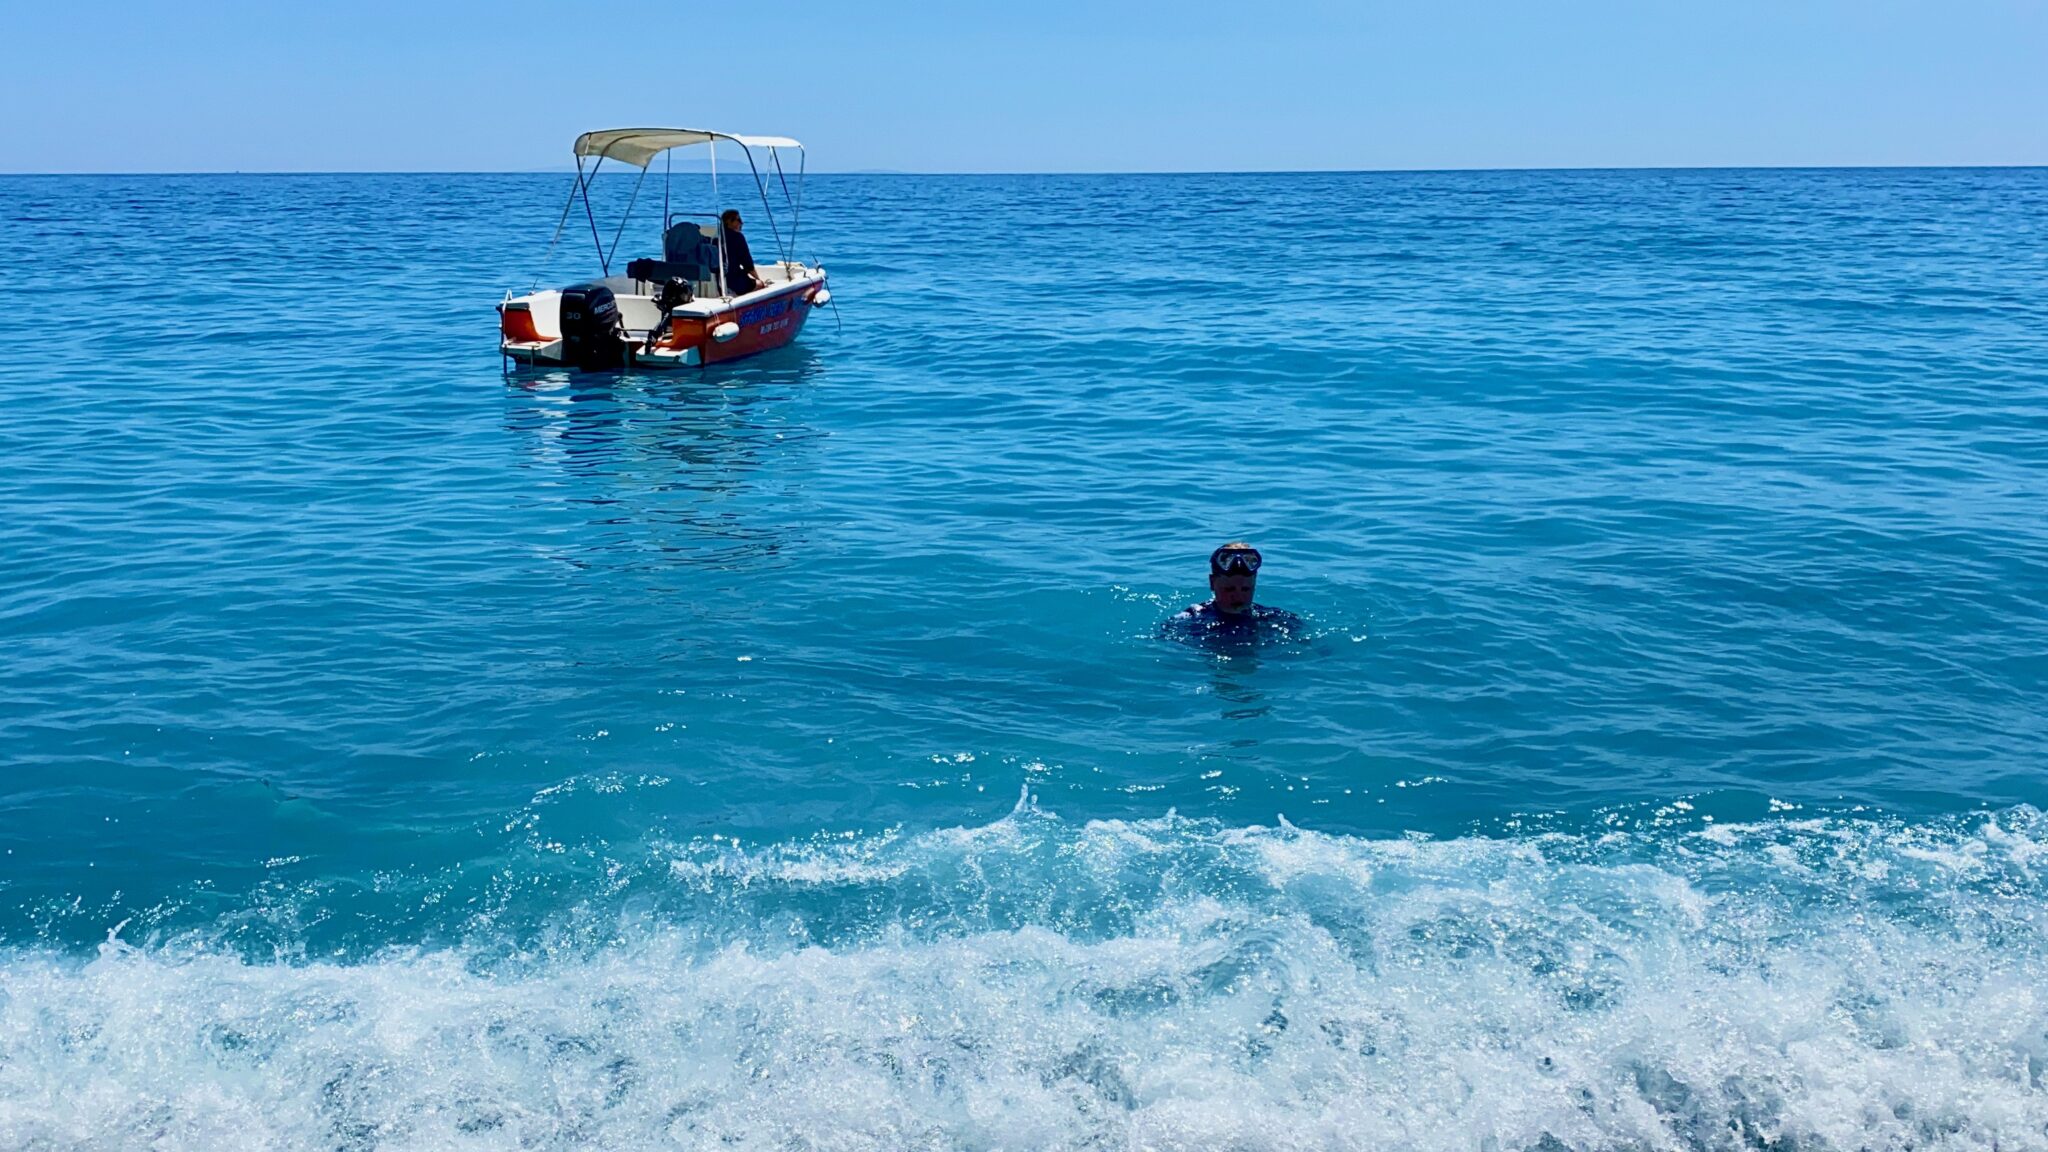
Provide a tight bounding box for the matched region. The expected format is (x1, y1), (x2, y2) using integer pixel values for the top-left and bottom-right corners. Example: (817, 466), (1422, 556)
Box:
(3, 162), (2045, 178)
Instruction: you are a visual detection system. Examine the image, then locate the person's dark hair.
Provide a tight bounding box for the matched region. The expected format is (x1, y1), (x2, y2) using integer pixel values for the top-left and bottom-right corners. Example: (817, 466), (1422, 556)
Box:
(720, 209), (742, 226)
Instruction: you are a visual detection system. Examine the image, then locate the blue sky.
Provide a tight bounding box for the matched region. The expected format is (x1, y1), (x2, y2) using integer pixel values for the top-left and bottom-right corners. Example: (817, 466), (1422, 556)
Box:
(4, 1), (2043, 172)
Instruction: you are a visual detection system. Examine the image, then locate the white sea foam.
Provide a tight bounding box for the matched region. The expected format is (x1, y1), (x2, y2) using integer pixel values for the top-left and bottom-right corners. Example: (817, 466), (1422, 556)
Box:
(4, 808), (2046, 1150)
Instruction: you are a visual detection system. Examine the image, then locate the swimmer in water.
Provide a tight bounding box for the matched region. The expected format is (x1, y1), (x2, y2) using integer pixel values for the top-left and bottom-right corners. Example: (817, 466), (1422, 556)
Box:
(1165, 542), (1304, 640)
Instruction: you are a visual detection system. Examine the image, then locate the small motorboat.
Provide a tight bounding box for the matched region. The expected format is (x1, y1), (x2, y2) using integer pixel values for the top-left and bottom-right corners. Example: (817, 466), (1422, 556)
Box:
(499, 127), (830, 371)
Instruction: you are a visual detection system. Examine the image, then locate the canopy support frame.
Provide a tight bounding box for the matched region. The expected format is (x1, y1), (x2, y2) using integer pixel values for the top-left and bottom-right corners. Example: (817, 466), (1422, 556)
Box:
(539, 128), (811, 297)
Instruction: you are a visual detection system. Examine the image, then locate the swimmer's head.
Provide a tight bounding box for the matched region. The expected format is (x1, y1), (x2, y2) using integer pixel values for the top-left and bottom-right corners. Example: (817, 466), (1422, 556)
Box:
(1208, 541), (1260, 614)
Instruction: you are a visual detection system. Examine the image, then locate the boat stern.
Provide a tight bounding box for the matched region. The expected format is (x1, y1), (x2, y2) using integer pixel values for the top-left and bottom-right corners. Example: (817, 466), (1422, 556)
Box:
(499, 291), (564, 364)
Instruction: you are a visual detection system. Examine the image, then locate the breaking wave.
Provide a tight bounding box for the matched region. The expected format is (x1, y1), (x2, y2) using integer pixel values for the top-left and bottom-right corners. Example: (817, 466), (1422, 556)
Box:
(4, 798), (2046, 1150)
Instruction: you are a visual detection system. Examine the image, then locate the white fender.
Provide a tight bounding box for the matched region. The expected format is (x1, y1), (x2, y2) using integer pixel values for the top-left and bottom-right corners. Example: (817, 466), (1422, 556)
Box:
(711, 321), (740, 342)
(810, 288), (832, 307)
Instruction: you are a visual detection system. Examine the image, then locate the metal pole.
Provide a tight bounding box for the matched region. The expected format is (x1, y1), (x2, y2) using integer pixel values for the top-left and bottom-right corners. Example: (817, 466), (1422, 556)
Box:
(575, 155), (609, 276)
(795, 149), (810, 266)
(771, 147), (802, 259)
(605, 161), (649, 273)
(531, 172), (581, 290)
(743, 145), (787, 268)
(711, 138), (726, 298)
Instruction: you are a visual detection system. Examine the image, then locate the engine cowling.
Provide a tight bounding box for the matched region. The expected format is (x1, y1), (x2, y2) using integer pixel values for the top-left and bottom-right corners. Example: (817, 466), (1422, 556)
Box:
(558, 282), (625, 370)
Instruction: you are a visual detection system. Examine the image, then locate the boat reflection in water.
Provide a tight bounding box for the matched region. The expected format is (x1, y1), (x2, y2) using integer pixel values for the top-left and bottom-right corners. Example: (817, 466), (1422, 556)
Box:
(500, 348), (826, 575)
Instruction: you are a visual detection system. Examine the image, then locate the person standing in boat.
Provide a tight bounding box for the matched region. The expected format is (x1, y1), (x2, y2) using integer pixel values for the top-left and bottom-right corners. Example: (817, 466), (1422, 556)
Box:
(719, 209), (763, 295)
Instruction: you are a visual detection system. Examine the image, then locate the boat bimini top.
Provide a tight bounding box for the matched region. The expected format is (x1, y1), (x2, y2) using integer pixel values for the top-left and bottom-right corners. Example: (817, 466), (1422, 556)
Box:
(546, 126), (810, 283)
(573, 128), (802, 167)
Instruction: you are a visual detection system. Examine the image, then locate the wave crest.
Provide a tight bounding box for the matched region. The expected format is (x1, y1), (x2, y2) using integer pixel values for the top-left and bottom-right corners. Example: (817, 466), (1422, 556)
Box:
(4, 805), (2045, 1150)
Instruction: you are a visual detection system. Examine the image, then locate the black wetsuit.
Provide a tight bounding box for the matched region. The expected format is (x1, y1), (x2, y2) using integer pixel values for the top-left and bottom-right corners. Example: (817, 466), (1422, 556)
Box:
(722, 227), (760, 294)
(1162, 602), (1306, 643)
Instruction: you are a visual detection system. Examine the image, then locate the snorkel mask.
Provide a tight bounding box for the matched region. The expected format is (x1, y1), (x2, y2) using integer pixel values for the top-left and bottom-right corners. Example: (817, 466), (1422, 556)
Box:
(1210, 545), (1262, 575)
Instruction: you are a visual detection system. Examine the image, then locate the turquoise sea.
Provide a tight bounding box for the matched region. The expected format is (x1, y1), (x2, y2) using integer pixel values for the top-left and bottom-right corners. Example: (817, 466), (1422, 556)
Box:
(3, 168), (2046, 1149)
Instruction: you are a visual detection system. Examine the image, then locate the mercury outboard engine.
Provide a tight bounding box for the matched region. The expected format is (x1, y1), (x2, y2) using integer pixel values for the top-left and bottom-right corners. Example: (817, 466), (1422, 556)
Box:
(558, 281), (626, 370)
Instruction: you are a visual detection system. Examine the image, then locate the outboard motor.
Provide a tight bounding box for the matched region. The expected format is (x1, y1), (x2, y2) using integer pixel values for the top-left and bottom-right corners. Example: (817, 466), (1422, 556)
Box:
(656, 276), (694, 310)
(647, 277), (694, 349)
(558, 281), (626, 370)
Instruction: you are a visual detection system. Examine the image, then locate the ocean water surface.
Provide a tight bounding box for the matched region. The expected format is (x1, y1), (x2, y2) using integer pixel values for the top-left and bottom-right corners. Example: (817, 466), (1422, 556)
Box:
(2, 168), (2046, 1149)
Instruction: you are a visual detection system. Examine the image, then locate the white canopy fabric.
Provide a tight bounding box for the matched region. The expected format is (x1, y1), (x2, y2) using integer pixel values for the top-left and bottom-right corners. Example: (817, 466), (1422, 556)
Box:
(572, 128), (802, 169)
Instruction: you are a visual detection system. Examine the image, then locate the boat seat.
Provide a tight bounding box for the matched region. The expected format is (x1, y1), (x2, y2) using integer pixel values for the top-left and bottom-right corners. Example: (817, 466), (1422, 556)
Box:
(665, 221), (719, 267)
(627, 257), (708, 287)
